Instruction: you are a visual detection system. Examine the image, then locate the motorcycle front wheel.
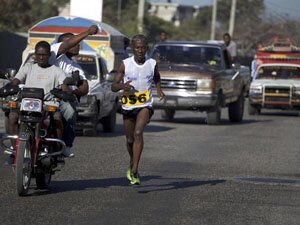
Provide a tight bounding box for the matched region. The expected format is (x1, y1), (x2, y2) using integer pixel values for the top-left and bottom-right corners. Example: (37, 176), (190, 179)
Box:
(16, 140), (32, 196)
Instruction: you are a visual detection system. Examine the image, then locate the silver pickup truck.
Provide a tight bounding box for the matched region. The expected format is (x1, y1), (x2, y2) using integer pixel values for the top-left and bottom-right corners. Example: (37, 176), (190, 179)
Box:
(151, 41), (251, 124)
(72, 50), (119, 135)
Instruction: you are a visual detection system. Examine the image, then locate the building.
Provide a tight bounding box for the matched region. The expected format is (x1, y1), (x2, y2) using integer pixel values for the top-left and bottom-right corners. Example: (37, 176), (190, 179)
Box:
(148, 0), (201, 26)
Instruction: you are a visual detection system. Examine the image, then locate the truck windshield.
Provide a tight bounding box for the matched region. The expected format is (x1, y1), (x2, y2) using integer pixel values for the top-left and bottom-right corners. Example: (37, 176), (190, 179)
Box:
(73, 55), (98, 80)
(257, 66), (300, 79)
(152, 45), (221, 67)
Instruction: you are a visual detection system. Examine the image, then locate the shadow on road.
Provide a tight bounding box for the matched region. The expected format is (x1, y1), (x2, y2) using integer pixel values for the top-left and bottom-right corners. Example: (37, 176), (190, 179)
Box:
(259, 111), (299, 117)
(137, 178), (226, 193)
(31, 176), (225, 195)
(77, 124), (174, 138)
(152, 117), (270, 126)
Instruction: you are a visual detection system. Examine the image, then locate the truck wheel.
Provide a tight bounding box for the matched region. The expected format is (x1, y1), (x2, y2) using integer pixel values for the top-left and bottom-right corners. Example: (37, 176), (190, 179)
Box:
(207, 95), (221, 125)
(228, 93), (245, 123)
(102, 105), (116, 133)
(248, 102), (259, 115)
(161, 109), (175, 121)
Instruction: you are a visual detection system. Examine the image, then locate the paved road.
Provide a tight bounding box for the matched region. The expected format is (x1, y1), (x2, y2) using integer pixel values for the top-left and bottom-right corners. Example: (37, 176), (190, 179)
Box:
(0, 104), (299, 225)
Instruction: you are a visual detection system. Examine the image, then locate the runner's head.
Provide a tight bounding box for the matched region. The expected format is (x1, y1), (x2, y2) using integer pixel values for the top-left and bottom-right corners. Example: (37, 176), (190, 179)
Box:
(131, 34), (148, 63)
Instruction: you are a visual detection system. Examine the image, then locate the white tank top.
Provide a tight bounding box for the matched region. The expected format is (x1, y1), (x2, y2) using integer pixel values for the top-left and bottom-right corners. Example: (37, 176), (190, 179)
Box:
(122, 56), (156, 110)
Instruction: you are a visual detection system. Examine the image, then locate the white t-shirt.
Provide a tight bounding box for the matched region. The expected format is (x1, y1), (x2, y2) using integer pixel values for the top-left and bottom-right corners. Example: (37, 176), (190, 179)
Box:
(226, 40), (237, 58)
(15, 63), (66, 99)
(49, 43), (86, 81)
(122, 56), (156, 110)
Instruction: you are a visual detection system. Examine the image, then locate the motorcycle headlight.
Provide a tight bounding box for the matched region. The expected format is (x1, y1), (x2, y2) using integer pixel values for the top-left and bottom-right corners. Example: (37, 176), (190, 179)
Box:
(197, 79), (214, 92)
(20, 98), (42, 112)
(250, 85), (262, 94)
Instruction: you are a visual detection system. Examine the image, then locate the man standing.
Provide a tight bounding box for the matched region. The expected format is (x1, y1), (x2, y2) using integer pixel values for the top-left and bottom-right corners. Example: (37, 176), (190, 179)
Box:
(49, 25), (98, 157)
(223, 33), (237, 63)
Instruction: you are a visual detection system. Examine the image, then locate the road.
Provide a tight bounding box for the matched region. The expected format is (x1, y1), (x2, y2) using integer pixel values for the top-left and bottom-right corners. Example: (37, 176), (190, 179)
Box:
(0, 104), (299, 225)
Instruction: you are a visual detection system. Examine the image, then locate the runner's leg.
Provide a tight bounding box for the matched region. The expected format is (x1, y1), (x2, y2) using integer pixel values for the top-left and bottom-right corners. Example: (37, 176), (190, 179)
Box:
(123, 117), (135, 167)
(131, 108), (150, 173)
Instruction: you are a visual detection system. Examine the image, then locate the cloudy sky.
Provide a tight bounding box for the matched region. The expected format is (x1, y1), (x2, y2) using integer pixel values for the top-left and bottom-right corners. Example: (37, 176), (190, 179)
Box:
(148, 0), (300, 20)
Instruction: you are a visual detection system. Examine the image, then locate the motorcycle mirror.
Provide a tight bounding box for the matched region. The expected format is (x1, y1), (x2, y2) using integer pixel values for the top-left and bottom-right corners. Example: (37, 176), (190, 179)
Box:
(6, 68), (17, 79)
(0, 70), (7, 79)
(63, 77), (77, 85)
(105, 72), (115, 82)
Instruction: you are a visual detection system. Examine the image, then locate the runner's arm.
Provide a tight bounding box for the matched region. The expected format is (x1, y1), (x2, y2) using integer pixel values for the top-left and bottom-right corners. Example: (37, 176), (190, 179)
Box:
(153, 65), (165, 100)
(111, 62), (133, 92)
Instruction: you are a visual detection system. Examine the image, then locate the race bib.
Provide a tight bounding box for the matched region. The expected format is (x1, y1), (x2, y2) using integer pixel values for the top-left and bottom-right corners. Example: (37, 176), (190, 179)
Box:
(121, 90), (150, 106)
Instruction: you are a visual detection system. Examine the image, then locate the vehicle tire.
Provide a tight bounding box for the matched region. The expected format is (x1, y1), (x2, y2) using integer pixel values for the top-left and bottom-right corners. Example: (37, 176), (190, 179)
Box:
(207, 95), (221, 125)
(228, 93), (245, 123)
(102, 104), (117, 133)
(36, 171), (51, 189)
(16, 140), (32, 196)
(161, 109), (175, 121)
(248, 101), (259, 115)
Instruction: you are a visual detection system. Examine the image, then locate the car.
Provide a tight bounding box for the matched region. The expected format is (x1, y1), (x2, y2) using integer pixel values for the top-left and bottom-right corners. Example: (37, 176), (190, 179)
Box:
(150, 41), (251, 124)
(248, 38), (300, 115)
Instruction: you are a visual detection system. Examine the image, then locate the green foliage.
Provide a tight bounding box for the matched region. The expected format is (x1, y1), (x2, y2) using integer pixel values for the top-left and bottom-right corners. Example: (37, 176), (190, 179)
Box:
(0, 0), (69, 32)
(1, 0), (299, 58)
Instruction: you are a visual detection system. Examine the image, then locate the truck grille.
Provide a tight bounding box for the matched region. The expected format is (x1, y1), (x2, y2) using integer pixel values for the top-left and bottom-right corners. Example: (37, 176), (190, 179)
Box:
(264, 86), (291, 104)
(157, 78), (197, 90)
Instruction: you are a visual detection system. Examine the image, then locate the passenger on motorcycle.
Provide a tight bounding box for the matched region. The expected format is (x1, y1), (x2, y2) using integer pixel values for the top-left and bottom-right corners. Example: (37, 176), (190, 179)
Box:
(5, 41), (69, 159)
(48, 25), (98, 157)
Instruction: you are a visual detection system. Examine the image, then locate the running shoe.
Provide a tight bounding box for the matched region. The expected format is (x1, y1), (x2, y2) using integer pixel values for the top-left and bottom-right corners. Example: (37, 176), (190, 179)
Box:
(130, 172), (140, 185)
(126, 167), (132, 181)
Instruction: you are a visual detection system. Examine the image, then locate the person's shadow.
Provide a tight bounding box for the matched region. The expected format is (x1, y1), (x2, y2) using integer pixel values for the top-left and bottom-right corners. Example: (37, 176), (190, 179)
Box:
(136, 178), (226, 194)
(31, 176), (226, 195)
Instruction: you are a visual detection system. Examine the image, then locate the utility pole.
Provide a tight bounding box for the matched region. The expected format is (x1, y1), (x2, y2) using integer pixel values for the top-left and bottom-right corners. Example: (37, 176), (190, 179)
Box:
(137, 0), (145, 33)
(210, 0), (217, 40)
(117, 0), (122, 25)
(229, 0), (237, 36)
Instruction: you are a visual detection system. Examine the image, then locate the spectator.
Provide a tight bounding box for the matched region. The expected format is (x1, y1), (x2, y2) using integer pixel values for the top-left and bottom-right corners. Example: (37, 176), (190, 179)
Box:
(223, 33), (237, 63)
(159, 31), (168, 42)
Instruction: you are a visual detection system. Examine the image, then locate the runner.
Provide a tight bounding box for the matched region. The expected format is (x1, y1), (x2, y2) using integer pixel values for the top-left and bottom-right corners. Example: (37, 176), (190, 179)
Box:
(111, 34), (165, 185)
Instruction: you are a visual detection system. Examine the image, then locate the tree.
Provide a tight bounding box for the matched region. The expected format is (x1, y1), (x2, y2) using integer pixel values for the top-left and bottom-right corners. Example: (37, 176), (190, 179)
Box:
(0, 0), (69, 32)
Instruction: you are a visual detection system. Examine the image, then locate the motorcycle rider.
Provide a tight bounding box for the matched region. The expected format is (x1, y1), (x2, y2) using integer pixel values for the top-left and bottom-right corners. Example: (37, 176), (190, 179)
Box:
(5, 41), (69, 163)
(48, 25), (98, 157)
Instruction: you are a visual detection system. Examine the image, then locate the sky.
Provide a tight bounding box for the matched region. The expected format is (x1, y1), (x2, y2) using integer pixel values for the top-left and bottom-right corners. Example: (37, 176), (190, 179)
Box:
(148, 0), (300, 20)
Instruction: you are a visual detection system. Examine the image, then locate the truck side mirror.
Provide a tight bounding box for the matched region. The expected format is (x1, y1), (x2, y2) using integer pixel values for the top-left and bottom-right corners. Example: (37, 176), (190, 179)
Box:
(232, 63), (241, 69)
(104, 72), (115, 82)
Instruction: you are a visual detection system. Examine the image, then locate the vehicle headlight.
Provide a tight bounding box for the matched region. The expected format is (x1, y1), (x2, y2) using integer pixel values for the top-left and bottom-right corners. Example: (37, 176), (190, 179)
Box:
(293, 86), (300, 95)
(249, 85), (262, 94)
(197, 79), (213, 91)
(20, 98), (42, 112)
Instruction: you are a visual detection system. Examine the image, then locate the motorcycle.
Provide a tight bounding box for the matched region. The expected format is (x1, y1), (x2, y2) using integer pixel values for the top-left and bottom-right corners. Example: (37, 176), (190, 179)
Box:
(0, 74), (77, 196)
